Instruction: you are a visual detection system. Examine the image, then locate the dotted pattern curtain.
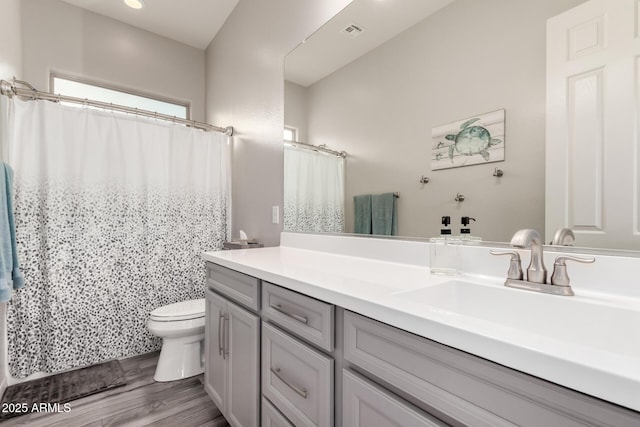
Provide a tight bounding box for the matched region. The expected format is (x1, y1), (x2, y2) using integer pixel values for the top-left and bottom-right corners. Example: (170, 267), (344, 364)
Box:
(4, 98), (230, 378)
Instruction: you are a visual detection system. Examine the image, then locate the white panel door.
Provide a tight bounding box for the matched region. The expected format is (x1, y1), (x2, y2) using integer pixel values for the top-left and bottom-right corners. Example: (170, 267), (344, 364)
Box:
(546, 0), (640, 249)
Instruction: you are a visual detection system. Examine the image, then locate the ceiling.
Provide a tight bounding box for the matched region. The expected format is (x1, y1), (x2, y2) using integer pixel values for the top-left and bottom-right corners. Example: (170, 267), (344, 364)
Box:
(285, 0), (454, 87)
(61, 0), (239, 49)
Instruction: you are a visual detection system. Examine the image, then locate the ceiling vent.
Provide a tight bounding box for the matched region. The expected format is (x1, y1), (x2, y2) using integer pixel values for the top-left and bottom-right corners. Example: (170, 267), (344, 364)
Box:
(341, 24), (364, 38)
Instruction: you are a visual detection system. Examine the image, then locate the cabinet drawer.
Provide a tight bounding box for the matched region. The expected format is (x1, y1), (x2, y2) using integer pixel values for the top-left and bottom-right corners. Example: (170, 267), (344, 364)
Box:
(262, 282), (334, 352)
(343, 369), (446, 427)
(262, 322), (334, 427)
(262, 397), (294, 427)
(344, 311), (640, 427)
(206, 262), (260, 311)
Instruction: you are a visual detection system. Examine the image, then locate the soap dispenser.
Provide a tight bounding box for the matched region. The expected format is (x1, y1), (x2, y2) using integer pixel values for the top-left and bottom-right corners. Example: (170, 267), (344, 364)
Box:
(429, 216), (460, 275)
(459, 216), (482, 243)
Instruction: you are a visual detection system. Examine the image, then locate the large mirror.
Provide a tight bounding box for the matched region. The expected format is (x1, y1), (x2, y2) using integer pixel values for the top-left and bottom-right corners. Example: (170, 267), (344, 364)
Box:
(284, 0), (640, 251)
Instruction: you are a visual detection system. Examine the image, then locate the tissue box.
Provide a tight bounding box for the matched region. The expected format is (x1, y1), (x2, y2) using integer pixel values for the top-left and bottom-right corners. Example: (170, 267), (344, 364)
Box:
(223, 241), (264, 250)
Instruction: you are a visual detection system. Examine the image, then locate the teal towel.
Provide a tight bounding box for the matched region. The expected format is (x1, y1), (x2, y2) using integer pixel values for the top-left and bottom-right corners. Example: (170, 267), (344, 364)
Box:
(353, 194), (372, 234)
(0, 162), (24, 302)
(371, 193), (397, 236)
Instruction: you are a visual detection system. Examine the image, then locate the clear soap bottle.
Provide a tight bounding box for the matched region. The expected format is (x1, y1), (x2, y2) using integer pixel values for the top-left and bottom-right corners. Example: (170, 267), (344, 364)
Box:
(429, 216), (460, 275)
(459, 216), (482, 244)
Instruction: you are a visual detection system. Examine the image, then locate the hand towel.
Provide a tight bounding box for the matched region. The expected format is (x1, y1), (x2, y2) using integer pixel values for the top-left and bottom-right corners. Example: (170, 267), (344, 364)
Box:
(0, 162), (25, 302)
(353, 194), (372, 234)
(371, 192), (397, 236)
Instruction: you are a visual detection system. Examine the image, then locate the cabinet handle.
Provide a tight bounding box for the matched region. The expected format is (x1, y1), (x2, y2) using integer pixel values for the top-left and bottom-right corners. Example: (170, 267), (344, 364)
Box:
(218, 311), (224, 358)
(270, 303), (308, 325)
(223, 314), (229, 358)
(271, 367), (307, 399)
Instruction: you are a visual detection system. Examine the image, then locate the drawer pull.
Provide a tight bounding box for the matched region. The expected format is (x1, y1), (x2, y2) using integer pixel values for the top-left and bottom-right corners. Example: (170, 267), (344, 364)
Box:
(218, 311), (224, 357)
(270, 303), (309, 325)
(271, 367), (308, 399)
(222, 314), (229, 358)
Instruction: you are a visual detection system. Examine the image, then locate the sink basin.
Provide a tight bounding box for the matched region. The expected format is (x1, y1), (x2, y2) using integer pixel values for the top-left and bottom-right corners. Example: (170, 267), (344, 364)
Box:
(392, 280), (640, 357)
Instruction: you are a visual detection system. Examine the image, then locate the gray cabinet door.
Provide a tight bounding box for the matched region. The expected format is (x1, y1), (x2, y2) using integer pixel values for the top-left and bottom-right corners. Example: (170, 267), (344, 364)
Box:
(205, 288), (227, 412)
(343, 369), (447, 427)
(262, 322), (334, 427)
(262, 396), (295, 427)
(226, 299), (260, 427)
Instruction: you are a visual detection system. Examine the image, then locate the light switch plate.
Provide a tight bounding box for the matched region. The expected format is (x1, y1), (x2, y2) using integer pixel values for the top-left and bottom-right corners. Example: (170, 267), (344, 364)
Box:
(272, 206), (280, 224)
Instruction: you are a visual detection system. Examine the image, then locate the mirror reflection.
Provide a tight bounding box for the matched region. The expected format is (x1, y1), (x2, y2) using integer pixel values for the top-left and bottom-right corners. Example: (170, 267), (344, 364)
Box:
(283, 0), (640, 251)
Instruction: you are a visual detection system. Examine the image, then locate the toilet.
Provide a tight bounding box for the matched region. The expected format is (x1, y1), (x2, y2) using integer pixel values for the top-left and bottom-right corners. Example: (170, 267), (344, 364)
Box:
(147, 298), (206, 382)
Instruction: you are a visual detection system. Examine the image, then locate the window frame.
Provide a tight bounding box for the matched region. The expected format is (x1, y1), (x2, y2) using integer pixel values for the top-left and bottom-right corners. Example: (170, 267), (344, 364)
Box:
(49, 72), (191, 120)
(284, 125), (298, 142)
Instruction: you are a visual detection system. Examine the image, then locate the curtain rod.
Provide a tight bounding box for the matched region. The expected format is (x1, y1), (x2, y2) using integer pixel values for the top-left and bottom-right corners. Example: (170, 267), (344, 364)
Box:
(284, 140), (346, 158)
(0, 79), (233, 136)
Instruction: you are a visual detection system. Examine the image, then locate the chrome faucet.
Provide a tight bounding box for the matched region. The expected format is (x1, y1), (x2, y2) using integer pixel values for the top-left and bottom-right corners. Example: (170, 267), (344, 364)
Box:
(510, 229), (546, 284)
(491, 229), (595, 297)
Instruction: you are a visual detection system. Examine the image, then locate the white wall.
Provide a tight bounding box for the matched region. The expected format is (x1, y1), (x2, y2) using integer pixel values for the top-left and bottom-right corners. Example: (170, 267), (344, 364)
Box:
(0, 0), (22, 81)
(205, 0), (352, 247)
(21, 0), (206, 121)
(303, 0), (585, 242)
(0, 0), (22, 399)
(284, 81), (309, 143)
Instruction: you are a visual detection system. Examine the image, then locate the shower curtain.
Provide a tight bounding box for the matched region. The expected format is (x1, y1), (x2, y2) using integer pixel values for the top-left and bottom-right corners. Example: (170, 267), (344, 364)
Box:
(284, 145), (344, 233)
(4, 98), (231, 377)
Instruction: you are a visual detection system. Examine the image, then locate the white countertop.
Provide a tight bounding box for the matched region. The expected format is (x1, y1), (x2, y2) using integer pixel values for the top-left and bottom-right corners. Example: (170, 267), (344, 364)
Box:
(202, 237), (640, 412)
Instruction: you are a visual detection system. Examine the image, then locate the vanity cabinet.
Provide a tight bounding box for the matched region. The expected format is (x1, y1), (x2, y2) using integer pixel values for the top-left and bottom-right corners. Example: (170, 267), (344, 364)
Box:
(205, 267), (260, 427)
(204, 260), (639, 427)
(343, 369), (445, 427)
(343, 310), (640, 427)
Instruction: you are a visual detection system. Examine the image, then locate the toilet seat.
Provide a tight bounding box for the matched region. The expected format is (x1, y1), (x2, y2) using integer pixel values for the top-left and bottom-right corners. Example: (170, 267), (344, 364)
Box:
(150, 298), (205, 322)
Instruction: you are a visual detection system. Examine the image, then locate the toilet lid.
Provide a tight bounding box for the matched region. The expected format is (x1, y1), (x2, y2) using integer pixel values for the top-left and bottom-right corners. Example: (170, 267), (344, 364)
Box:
(150, 298), (206, 321)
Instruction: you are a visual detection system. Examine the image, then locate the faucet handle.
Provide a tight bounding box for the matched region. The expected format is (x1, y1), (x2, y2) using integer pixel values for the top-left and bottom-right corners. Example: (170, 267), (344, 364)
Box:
(550, 255), (595, 287)
(490, 250), (523, 280)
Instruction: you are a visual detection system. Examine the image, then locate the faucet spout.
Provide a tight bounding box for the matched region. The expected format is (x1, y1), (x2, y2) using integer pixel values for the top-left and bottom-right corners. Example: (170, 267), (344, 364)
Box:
(551, 227), (575, 246)
(510, 229), (547, 284)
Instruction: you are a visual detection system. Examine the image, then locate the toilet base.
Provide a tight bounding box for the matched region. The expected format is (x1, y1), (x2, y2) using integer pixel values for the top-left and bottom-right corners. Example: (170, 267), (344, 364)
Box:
(154, 334), (205, 382)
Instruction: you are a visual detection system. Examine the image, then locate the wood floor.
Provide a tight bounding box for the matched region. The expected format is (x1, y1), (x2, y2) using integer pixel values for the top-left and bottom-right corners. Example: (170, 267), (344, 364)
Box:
(2, 352), (229, 427)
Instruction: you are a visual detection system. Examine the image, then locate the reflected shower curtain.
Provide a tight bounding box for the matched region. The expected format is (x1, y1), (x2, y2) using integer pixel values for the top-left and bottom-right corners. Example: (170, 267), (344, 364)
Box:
(284, 145), (344, 233)
(5, 98), (230, 377)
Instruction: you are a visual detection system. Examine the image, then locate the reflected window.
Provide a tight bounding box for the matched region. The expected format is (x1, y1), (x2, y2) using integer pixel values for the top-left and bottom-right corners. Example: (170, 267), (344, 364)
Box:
(284, 126), (298, 142)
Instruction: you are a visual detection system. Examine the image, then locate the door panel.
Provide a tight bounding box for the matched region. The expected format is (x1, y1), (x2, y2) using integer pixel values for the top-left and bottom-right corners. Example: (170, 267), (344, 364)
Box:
(226, 299), (260, 427)
(547, 0), (639, 249)
(205, 288), (227, 411)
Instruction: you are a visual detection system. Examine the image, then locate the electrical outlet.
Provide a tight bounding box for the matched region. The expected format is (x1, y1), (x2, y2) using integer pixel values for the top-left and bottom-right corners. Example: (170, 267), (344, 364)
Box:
(272, 206), (280, 224)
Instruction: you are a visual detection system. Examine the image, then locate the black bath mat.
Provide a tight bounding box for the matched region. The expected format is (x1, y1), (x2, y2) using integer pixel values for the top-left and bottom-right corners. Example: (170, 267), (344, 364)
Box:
(0, 359), (127, 420)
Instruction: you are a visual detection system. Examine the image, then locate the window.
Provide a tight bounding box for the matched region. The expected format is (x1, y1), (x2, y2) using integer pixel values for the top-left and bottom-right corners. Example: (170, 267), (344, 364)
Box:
(284, 126), (298, 142)
(51, 75), (189, 119)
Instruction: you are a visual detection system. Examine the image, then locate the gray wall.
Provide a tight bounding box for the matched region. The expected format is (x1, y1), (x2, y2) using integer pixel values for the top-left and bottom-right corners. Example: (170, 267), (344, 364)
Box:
(284, 80), (309, 143)
(0, 0), (22, 81)
(0, 0), (22, 397)
(205, 0), (351, 247)
(21, 0), (206, 121)
(303, 0), (586, 242)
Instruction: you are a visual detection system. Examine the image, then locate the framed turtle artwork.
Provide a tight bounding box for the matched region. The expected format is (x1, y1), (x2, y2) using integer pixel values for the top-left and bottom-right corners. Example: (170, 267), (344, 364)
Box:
(431, 109), (505, 170)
